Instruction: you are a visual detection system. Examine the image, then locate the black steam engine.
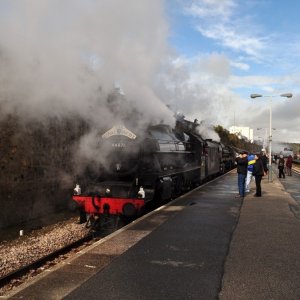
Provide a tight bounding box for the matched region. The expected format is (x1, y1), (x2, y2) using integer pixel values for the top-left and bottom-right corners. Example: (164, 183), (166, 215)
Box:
(73, 117), (236, 225)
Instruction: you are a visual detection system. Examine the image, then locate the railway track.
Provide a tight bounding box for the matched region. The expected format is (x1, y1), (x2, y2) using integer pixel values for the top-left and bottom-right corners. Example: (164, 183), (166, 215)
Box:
(0, 202), (173, 294)
(0, 234), (94, 291)
(0, 214), (130, 295)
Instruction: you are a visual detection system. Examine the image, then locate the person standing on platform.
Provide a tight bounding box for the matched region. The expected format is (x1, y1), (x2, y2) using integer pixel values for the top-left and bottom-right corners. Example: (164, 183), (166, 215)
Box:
(252, 153), (265, 197)
(261, 149), (269, 175)
(278, 155), (285, 178)
(286, 155), (293, 176)
(235, 151), (248, 199)
(245, 153), (256, 193)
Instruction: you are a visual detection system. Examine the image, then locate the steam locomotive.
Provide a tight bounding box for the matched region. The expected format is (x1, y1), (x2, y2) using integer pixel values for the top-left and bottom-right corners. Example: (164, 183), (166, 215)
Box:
(72, 117), (236, 226)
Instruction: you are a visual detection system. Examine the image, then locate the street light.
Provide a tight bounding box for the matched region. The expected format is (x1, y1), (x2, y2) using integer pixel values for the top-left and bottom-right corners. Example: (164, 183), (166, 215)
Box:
(250, 93), (293, 182)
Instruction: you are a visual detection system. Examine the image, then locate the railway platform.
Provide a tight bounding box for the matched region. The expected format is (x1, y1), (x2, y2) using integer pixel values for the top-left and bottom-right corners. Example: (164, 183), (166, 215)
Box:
(7, 168), (300, 300)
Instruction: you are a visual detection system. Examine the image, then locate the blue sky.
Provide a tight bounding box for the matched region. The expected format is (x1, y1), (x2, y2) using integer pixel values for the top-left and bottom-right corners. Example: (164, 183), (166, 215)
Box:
(168, 0), (300, 79)
(164, 0), (300, 143)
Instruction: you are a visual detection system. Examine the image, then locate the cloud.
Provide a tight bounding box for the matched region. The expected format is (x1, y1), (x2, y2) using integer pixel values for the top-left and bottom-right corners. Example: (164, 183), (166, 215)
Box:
(194, 53), (231, 79)
(171, 0), (300, 143)
(182, 0), (268, 62)
(157, 50), (300, 143)
(228, 75), (282, 89)
(196, 23), (266, 59)
(230, 61), (250, 71)
(184, 0), (236, 20)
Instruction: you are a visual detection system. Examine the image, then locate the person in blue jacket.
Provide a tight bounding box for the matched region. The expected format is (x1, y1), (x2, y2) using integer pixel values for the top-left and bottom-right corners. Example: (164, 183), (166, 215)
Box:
(245, 153), (256, 193)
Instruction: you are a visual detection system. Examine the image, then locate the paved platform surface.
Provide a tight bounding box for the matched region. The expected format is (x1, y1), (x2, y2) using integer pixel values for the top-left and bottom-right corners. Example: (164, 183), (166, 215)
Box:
(8, 167), (300, 300)
(220, 168), (300, 300)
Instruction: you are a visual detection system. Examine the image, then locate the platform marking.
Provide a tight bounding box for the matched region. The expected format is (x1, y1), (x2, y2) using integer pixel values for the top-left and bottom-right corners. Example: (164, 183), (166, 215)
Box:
(150, 259), (204, 269)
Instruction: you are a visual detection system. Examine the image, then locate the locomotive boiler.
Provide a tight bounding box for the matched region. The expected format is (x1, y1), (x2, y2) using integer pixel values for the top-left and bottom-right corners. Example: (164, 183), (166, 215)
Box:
(72, 118), (233, 226)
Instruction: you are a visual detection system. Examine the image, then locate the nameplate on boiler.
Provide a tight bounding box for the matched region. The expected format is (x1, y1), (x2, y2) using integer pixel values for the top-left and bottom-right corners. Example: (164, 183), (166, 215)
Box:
(102, 125), (137, 139)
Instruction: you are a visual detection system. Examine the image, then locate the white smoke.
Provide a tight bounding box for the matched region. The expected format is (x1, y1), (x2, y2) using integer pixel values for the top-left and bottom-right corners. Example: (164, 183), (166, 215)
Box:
(0, 0), (173, 126)
(155, 53), (241, 129)
(0, 0), (234, 175)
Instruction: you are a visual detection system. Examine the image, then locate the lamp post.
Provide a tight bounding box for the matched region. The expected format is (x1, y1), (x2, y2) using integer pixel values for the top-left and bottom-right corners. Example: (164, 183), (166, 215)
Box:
(250, 93), (292, 182)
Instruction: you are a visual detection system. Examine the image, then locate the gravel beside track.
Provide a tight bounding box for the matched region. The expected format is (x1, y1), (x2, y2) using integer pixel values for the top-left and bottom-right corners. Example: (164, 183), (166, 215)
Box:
(0, 217), (90, 296)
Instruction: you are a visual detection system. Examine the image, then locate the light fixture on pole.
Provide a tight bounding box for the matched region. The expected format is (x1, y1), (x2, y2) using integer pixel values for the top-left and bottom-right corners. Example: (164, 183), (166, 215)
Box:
(250, 93), (293, 182)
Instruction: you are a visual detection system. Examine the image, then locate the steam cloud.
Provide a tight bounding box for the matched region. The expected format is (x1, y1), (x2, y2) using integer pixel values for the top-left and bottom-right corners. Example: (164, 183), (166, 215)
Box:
(0, 0), (173, 127)
(0, 0), (229, 174)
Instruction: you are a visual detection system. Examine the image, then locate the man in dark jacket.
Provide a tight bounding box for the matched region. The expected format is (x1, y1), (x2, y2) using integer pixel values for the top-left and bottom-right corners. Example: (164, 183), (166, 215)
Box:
(252, 153), (265, 197)
(235, 151), (248, 198)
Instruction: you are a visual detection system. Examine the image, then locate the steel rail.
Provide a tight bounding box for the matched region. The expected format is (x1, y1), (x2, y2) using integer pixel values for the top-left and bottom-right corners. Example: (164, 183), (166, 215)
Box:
(0, 234), (93, 289)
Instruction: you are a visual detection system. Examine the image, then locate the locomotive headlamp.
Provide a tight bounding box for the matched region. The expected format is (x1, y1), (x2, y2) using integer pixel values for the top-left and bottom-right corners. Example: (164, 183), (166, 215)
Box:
(74, 184), (81, 195)
(138, 187), (145, 199)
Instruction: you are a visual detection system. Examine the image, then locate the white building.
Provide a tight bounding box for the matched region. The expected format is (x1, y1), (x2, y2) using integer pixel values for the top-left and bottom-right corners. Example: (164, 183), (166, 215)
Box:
(229, 126), (254, 143)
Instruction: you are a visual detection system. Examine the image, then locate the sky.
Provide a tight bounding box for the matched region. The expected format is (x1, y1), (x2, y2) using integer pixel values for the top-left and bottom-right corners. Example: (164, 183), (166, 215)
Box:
(0, 0), (299, 146)
(165, 0), (300, 143)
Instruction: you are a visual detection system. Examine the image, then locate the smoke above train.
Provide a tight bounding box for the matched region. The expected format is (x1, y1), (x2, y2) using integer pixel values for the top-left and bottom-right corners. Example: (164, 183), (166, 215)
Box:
(0, 1), (241, 229)
(0, 1), (238, 131)
(0, 1), (172, 128)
